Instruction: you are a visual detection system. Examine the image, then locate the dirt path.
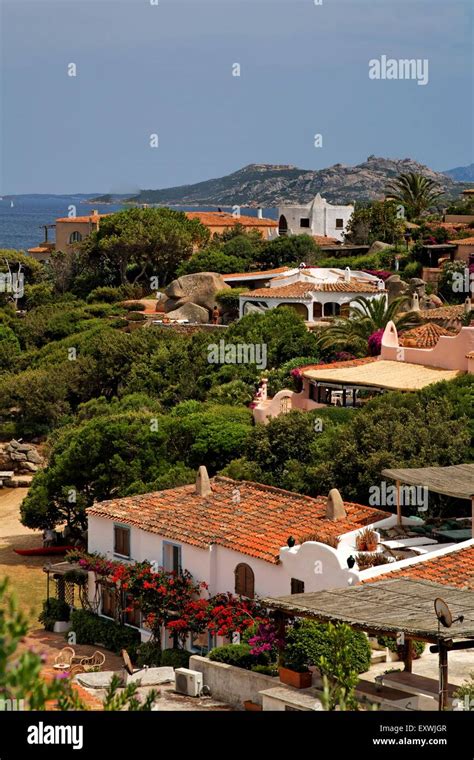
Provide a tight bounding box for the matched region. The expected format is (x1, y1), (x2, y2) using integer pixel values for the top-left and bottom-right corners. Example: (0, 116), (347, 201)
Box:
(0, 488), (46, 621)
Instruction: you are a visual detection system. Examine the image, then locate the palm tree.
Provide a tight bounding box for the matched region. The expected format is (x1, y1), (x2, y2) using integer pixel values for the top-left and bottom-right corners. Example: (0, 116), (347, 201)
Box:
(385, 172), (444, 220)
(320, 295), (418, 352)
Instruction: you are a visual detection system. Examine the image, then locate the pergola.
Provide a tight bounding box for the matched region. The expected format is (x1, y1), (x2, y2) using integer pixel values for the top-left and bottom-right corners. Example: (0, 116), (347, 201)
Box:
(381, 464), (474, 533)
(263, 578), (474, 710)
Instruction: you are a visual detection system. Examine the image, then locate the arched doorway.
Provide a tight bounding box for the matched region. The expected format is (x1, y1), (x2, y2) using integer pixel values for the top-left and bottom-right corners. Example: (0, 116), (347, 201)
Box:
(278, 215), (288, 236)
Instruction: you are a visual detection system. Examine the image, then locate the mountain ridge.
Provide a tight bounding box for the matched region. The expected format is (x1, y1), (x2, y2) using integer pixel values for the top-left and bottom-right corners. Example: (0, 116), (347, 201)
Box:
(91, 157), (473, 206)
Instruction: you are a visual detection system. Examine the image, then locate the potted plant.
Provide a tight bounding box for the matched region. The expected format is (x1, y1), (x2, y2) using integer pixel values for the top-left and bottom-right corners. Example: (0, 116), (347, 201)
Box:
(279, 631), (313, 689)
(39, 599), (71, 633)
(355, 527), (378, 553)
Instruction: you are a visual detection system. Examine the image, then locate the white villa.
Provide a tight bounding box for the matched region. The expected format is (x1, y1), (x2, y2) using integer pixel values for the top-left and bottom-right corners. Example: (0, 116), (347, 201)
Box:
(278, 193), (354, 241)
(82, 465), (474, 649)
(238, 266), (386, 320)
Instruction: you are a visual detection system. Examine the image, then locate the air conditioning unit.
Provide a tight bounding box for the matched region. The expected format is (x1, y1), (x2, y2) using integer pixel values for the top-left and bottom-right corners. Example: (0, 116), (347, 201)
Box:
(174, 668), (203, 697)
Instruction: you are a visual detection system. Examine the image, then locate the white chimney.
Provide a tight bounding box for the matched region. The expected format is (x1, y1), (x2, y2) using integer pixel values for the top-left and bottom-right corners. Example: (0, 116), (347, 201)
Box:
(326, 489), (346, 521)
(257, 208), (263, 219)
(195, 466), (212, 497)
(344, 267), (351, 283)
(411, 292), (420, 311)
(465, 296), (472, 314)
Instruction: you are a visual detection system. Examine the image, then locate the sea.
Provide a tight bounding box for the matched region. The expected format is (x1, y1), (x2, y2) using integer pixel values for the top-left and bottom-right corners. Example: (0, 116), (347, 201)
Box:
(0, 195), (278, 252)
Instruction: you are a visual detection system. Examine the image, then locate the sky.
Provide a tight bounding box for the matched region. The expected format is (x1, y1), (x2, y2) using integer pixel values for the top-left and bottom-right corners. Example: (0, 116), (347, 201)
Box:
(0, 0), (472, 194)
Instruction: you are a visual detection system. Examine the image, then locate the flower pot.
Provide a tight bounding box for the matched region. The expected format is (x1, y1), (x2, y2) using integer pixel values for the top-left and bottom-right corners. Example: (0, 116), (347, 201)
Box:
(243, 700), (262, 712)
(279, 666), (312, 689)
(53, 621), (72, 634)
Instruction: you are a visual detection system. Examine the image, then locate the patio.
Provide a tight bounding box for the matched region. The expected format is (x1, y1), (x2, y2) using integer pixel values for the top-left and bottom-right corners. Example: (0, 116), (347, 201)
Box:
(263, 578), (474, 710)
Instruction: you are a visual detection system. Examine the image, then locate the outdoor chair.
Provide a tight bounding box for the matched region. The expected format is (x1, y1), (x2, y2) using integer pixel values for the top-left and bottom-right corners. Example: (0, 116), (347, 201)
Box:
(79, 651), (106, 672)
(53, 646), (77, 670)
(69, 663), (86, 677)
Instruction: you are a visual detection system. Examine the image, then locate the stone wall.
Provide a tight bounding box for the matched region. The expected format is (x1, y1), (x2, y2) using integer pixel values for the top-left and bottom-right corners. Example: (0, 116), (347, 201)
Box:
(0, 439), (44, 475)
(189, 655), (278, 708)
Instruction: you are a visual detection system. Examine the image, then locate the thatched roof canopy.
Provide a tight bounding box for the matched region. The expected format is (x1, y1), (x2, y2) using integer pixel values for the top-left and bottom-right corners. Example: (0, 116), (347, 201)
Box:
(302, 359), (461, 392)
(381, 464), (474, 501)
(262, 579), (474, 643)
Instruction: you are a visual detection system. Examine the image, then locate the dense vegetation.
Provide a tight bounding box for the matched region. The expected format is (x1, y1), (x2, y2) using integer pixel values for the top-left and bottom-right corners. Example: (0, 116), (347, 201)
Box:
(0, 199), (472, 534)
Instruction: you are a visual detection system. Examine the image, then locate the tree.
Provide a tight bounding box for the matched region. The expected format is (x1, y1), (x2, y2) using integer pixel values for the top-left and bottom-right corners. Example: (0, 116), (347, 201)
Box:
(177, 246), (248, 275)
(344, 202), (405, 245)
(79, 207), (209, 287)
(257, 234), (319, 269)
(320, 295), (418, 353)
(385, 172), (444, 220)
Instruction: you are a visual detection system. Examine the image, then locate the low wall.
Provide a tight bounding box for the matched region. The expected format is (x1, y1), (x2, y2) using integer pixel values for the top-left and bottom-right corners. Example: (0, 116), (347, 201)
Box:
(189, 655), (278, 708)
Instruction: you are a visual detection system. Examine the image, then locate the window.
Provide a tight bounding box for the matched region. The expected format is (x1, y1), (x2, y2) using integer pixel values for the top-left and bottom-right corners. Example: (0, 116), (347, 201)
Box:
(163, 542), (181, 574)
(234, 563), (255, 598)
(291, 578), (305, 595)
(299, 218), (310, 228)
(101, 584), (117, 619)
(335, 218), (344, 229)
(69, 231), (82, 243)
(114, 525), (131, 557)
(124, 593), (141, 628)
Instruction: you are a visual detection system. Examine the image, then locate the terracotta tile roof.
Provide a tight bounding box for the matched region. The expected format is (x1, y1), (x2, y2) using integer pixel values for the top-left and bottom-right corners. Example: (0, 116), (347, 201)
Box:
(449, 237), (474, 245)
(419, 304), (466, 320)
(27, 246), (51, 253)
(313, 235), (339, 246)
(399, 323), (455, 348)
(87, 476), (389, 565)
(243, 281), (380, 298)
(301, 357), (376, 374)
(223, 267), (291, 280)
(56, 214), (109, 223)
(365, 544), (474, 590)
(186, 212), (277, 228)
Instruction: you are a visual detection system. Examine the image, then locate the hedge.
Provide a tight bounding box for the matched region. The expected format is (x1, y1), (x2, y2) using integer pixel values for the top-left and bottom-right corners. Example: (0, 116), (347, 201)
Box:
(69, 610), (141, 658)
(208, 643), (269, 670)
(284, 620), (372, 674)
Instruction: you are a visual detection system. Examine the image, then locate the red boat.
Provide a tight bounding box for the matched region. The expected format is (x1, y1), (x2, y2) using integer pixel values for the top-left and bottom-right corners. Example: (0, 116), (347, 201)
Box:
(14, 545), (75, 557)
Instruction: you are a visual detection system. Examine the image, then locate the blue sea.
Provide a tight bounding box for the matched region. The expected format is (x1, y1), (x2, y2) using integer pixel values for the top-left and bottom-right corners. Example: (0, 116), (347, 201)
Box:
(0, 195), (278, 252)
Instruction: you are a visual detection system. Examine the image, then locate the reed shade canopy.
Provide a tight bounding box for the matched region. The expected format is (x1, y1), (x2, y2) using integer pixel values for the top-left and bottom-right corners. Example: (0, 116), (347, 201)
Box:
(263, 579), (474, 710)
(381, 464), (474, 530)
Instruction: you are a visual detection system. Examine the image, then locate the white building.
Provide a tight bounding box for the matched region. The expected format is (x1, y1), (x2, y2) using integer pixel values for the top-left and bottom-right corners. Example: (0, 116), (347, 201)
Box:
(238, 266), (386, 320)
(278, 193), (354, 242)
(86, 467), (395, 644)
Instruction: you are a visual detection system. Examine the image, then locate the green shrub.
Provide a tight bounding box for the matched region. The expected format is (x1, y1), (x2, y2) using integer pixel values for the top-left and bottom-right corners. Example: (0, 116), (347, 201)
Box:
(403, 261), (422, 279)
(87, 286), (124, 304)
(453, 673), (474, 710)
(377, 635), (425, 659)
(69, 610), (141, 658)
(125, 302), (145, 312)
(283, 620), (371, 674)
(251, 664), (278, 677)
(38, 599), (70, 631)
(126, 312), (146, 322)
(136, 640), (162, 667)
(160, 648), (191, 669)
(208, 643), (268, 670)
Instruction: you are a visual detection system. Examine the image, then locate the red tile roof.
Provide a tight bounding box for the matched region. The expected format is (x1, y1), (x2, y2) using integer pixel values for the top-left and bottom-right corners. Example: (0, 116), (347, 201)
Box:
(399, 323), (455, 348)
(313, 235), (339, 246)
(419, 304), (466, 321)
(56, 214), (109, 223)
(449, 237), (474, 245)
(301, 357), (376, 374)
(87, 476), (389, 564)
(243, 281), (380, 298)
(366, 544), (474, 590)
(186, 212), (277, 228)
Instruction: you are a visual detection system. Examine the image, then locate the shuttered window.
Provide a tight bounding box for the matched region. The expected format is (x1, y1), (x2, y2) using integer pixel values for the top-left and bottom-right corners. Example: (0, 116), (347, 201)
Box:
(291, 578), (305, 595)
(101, 584), (117, 619)
(114, 525), (131, 557)
(234, 563), (255, 599)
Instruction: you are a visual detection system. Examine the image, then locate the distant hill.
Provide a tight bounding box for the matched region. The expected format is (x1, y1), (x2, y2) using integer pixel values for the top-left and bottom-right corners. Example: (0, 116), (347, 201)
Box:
(91, 157), (466, 207)
(443, 163), (474, 182)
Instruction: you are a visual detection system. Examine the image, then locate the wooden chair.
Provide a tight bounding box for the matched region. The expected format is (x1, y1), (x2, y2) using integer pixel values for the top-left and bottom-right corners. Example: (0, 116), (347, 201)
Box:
(53, 646), (76, 670)
(80, 651), (106, 672)
(69, 663), (86, 677)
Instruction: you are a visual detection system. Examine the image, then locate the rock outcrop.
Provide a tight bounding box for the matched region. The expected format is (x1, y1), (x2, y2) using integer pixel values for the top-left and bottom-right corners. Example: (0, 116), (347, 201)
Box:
(0, 439), (44, 475)
(164, 272), (230, 321)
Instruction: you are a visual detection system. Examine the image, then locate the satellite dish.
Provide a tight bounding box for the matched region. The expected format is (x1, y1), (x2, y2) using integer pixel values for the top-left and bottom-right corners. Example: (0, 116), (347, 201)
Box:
(434, 597), (453, 628)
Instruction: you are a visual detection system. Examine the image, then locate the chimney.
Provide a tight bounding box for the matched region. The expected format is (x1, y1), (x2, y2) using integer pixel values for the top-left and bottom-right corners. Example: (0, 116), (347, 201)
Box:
(195, 466), (212, 497)
(411, 292), (420, 311)
(326, 488), (346, 521)
(257, 207), (263, 219)
(344, 267), (351, 283)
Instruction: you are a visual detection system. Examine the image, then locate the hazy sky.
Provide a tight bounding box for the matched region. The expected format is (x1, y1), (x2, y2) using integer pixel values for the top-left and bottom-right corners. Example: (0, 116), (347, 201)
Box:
(1, 0), (472, 194)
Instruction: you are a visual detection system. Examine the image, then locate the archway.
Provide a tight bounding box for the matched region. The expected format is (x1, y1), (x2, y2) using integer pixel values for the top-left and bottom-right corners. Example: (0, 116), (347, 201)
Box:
(278, 215), (288, 236)
(276, 302), (309, 320)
